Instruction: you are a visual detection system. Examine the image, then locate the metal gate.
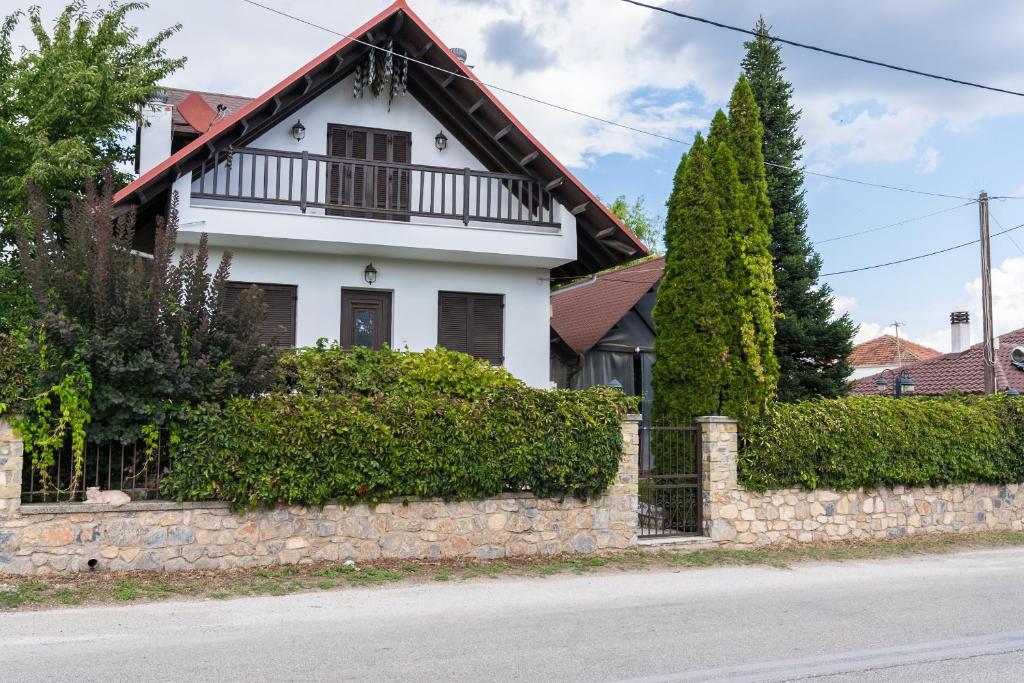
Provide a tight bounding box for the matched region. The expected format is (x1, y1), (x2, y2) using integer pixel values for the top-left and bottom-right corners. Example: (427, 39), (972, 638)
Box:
(638, 422), (702, 537)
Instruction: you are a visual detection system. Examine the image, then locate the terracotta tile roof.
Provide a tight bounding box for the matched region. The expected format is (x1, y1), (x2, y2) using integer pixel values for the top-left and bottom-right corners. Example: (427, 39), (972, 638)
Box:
(849, 334), (942, 368)
(551, 257), (664, 355)
(162, 88), (254, 135)
(851, 327), (1024, 395)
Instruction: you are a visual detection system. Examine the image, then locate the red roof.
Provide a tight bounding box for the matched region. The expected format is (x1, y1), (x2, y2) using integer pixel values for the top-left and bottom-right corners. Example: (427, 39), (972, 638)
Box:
(114, 0), (647, 261)
(551, 257), (664, 355)
(851, 327), (1024, 395)
(849, 334), (942, 368)
(163, 88), (253, 135)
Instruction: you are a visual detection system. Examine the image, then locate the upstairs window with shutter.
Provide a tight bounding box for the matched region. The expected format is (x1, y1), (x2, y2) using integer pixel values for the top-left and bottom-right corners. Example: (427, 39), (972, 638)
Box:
(437, 292), (504, 365)
(326, 125), (411, 221)
(225, 282), (297, 347)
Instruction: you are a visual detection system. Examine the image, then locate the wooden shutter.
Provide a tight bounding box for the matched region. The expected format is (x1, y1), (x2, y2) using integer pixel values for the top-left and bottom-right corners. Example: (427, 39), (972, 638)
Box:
(326, 124), (410, 220)
(437, 292), (504, 365)
(225, 281), (297, 347)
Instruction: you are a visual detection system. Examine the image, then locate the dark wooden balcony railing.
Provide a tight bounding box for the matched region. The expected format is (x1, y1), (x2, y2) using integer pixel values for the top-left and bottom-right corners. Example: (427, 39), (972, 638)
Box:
(191, 147), (560, 228)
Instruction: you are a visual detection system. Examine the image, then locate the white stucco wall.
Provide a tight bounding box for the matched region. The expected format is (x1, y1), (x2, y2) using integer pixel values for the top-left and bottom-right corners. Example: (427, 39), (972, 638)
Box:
(162, 73), (584, 388)
(205, 246), (552, 387)
(850, 364), (898, 380)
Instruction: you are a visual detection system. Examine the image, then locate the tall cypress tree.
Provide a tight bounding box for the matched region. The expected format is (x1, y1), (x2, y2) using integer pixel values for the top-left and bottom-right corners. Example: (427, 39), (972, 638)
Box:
(651, 134), (732, 423)
(742, 18), (855, 400)
(721, 76), (779, 423)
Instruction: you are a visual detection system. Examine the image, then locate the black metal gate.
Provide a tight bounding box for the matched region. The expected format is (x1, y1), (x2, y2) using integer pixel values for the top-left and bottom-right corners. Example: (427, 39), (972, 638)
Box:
(638, 422), (702, 537)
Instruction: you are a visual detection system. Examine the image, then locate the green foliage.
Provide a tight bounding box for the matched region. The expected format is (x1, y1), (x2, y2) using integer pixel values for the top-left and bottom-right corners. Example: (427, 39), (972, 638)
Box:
(652, 135), (731, 423)
(0, 2), (183, 242)
(606, 195), (663, 253)
(162, 347), (629, 509)
(653, 76), (779, 426)
(14, 173), (279, 453)
(741, 395), (1024, 491)
(742, 18), (855, 400)
(0, 328), (35, 414)
(0, 253), (34, 333)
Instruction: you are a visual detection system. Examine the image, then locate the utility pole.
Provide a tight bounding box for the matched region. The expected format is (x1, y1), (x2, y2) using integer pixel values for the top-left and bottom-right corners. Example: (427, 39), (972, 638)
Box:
(979, 191), (997, 394)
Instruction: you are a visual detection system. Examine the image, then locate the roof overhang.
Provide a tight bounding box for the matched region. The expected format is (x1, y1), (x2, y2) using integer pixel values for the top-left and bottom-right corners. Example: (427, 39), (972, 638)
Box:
(114, 0), (647, 277)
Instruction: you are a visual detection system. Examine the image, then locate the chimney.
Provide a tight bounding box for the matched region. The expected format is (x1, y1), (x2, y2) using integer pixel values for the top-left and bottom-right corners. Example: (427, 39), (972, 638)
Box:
(135, 91), (173, 176)
(950, 311), (970, 352)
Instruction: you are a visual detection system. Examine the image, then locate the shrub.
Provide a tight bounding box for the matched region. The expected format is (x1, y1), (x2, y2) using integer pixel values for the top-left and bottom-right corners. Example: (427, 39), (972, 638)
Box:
(15, 173), (279, 444)
(162, 347), (629, 509)
(740, 395), (1024, 491)
(0, 328), (35, 413)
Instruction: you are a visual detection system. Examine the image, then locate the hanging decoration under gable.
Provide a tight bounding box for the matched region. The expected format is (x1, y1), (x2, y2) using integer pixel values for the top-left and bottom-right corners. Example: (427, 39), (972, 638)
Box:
(352, 38), (409, 110)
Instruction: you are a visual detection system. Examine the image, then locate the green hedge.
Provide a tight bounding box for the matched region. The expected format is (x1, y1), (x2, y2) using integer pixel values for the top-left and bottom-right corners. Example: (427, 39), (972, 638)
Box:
(161, 345), (629, 508)
(740, 395), (1024, 491)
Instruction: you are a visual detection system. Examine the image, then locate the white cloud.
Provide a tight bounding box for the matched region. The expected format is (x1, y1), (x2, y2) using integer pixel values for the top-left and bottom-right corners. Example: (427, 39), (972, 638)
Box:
(853, 322), (894, 345)
(917, 146), (943, 174)
(832, 294), (857, 318)
(965, 256), (1024, 338)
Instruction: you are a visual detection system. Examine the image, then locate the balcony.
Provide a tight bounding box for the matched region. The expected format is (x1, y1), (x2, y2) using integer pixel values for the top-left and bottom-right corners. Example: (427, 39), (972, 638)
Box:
(191, 147), (560, 230)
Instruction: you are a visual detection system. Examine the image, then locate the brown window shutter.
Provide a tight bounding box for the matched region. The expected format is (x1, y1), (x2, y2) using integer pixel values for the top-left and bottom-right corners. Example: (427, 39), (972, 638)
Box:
(437, 292), (503, 365)
(226, 281), (297, 347)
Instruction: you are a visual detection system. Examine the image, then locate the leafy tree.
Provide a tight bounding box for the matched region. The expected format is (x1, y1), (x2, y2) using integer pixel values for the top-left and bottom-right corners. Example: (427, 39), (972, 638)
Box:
(606, 195), (664, 252)
(0, 2), (184, 332)
(651, 134), (732, 422)
(720, 75), (779, 423)
(742, 18), (855, 400)
(15, 172), (279, 453)
(652, 76), (779, 426)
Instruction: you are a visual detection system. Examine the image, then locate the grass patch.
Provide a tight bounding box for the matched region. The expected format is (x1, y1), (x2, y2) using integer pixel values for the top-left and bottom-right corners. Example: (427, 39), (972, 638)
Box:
(434, 568), (452, 582)
(343, 567), (403, 587)
(460, 562), (510, 580)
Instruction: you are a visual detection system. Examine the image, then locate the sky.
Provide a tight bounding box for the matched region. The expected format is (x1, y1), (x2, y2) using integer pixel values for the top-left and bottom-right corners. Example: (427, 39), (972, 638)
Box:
(12, 0), (1024, 352)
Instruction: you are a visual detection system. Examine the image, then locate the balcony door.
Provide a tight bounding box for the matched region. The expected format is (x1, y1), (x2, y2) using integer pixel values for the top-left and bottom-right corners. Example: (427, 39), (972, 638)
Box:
(326, 125), (411, 221)
(341, 289), (392, 350)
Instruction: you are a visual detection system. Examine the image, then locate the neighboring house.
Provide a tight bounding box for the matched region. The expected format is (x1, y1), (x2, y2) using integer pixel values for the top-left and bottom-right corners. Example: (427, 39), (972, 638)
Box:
(116, 0), (646, 388)
(550, 257), (663, 412)
(852, 325), (1024, 396)
(848, 334), (942, 380)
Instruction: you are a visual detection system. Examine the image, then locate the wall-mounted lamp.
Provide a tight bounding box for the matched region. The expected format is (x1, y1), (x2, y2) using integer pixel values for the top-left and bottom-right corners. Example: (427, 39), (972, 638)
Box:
(291, 119), (306, 141)
(363, 262), (378, 285)
(435, 130), (448, 151)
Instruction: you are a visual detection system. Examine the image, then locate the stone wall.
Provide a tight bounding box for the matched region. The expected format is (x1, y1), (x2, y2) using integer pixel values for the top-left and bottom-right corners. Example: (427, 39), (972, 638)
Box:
(699, 418), (1024, 546)
(0, 416), (640, 575)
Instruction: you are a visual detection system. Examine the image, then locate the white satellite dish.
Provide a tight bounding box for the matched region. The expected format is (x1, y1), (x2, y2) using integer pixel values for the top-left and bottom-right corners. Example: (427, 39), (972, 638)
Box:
(1013, 346), (1024, 364)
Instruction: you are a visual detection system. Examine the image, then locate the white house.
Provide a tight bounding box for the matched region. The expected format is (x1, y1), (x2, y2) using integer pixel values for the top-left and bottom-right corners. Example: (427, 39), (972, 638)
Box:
(116, 0), (646, 388)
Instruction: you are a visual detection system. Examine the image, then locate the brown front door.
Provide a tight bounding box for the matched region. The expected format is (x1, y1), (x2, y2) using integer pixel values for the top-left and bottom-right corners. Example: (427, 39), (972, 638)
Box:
(341, 289), (392, 349)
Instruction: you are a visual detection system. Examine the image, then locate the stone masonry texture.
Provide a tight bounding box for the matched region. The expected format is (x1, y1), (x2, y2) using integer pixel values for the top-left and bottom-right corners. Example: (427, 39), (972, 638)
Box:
(699, 417), (1024, 546)
(0, 417), (640, 576)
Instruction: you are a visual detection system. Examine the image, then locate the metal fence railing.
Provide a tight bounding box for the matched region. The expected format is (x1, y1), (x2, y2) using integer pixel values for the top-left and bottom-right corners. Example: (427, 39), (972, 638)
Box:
(21, 436), (170, 504)
(638, 422), (702, 537)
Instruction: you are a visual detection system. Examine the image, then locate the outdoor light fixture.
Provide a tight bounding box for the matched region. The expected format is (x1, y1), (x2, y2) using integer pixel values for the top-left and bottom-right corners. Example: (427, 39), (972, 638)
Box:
(607, 379), (623, 390)
(877, 369), (915, 398)
(363, 262), (378, 285)
(291, 119), (306, 141)
(435, 130), (448, 151)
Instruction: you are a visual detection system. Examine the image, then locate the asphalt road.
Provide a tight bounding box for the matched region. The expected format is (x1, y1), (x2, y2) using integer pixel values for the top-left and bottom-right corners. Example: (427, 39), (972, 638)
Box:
(4, 548), (1024, 682)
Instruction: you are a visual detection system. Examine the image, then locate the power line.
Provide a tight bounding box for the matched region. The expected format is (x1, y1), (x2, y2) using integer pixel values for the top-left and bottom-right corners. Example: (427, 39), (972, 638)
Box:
(812, 201), (975, 245)
(617, 0), (1024, 98)
(990, 212), (1024, 258)
(821, 221), (1024, 276)
(238, 0), (974, 202)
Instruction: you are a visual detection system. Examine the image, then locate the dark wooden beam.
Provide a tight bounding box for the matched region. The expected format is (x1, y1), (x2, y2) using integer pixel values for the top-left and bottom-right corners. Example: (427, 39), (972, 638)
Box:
(494, 124), (514, 141)
(520, 150), (539, 166)
(390, 10), (405, 33)
(544, 177), (564, 191)
(467, 97), (485, 115)
(441, 71), (458, 88)
(601, 239), (638, 256)
(571, 201), (590, 215)
(414, 41), (433, 59)
(593, 226), (617, 239)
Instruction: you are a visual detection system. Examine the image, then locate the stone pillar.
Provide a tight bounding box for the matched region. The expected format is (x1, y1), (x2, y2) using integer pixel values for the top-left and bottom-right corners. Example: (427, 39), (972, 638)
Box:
(616, 414), (641, 547)
(0, 416), (23, 517)
(697, 415), (738, 541)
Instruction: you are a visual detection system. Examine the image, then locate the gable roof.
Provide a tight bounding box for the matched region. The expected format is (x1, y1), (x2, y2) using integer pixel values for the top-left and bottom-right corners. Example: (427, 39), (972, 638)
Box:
(851, 327), (1024, 395)
(551, 256), (664, 355)
(849, 334), (942, 368)
(115, 0), (646, 277)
